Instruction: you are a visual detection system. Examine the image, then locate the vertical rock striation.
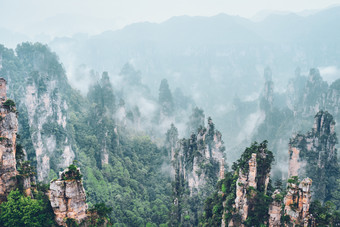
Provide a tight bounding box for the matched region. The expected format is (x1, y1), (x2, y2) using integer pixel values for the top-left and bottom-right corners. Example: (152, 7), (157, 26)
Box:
(284, 177), (312, 226)
(233, 153), (258, 225)
(24, 71), (74, 182)
(174, 117), (225, 193)
(288, 110), (338, 202)
(0, 78), (18, 202)
(229, 141), (273, 226)
(268, 190), (283, 227)
(168, 118), (226, 225)
(49, 166), (88, 226)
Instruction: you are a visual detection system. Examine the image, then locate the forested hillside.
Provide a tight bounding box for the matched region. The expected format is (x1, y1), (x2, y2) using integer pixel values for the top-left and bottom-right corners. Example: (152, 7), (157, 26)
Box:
(0, 43), (173, 226)
(0, 41), (339, 226)
(0, 4), (340, 226)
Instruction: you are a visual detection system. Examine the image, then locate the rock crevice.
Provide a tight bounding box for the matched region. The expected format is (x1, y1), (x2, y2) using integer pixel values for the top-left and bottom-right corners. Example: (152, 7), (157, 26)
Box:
(49, 167), (88, 226)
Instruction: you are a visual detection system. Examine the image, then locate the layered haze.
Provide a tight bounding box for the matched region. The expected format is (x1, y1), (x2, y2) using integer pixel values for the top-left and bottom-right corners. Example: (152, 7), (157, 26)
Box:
(1, 1), (340, 163)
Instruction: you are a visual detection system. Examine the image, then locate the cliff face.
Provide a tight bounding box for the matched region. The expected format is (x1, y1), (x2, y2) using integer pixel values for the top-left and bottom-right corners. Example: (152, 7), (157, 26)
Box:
(233, 153), (258, 224)
(0, 90), (18, 202)
(268, 190), (283, 227)
(288, 111), (338, 201)
(49, 167), (88, 226)
(284, 177), (312, 227)
(172, 118), (225, 193)
(228, 141), (273, 226)
(168, 119), (226, 226)
(23, 70), (74, 182)
(0, 43), (76, 183)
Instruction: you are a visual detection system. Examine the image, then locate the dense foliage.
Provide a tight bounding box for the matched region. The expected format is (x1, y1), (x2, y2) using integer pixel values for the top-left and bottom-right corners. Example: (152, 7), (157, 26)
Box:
(201, 141), (274, 226)
(0, 41), (339, 226)
(66, 73), (172, 226)
(0, 189), (55, 227)
(0, 43), (172, 226)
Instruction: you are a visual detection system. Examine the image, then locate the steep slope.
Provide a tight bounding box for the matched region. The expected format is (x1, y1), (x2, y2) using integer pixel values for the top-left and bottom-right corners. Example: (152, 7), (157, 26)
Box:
(49, 165), (88, 226)
(0, 43), (172, 226)
(288, 111), (338, 202)
(167, 118), (226, 226)
(201, 141), (274, 226)
(0, 43), (75, 182)
(252, 68), (340, 179)
(0, 82), (18, 202)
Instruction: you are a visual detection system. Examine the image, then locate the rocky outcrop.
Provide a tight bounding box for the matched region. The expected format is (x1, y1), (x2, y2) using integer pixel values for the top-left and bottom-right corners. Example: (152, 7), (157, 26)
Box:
(268, 190), (283, 227)
(288, 145), (302, 177)
(233, 153), (257, 224)
(284, 177), (312, 227)
(174, 117), (225, 193)
(49, 166), (88, 226)
(288, 110), (338, 201)
(0, 44), (76, 183)
(219, 158), (225, 179)
(0, 80), (18, 202)
(24, 71), (74, 182)
(229, 141), (273, 226)
(168, 119), (226, 225)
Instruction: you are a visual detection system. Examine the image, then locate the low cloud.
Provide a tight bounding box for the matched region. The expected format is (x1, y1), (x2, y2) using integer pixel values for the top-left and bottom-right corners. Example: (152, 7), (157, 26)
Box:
(319, 66), (340, 84)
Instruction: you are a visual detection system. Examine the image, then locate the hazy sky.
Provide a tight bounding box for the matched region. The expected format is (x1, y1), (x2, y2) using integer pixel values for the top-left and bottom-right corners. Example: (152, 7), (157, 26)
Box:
(1, 0), (340, 37)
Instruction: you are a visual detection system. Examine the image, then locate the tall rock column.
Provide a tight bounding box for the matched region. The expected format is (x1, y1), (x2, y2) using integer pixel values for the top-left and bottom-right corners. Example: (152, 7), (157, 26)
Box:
(228, 141), (273, 227)
(268, 190), (283, 227)
(49, 166), (88, 226)
(232, 153), (257, 226)
(288, 111), (338, 202)
(0, 78), (18, 202)
(284, 177), (312, 227)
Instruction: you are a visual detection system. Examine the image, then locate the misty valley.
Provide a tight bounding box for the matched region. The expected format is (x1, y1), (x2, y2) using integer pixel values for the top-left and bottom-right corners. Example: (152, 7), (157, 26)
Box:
(0, 3), (340, 227)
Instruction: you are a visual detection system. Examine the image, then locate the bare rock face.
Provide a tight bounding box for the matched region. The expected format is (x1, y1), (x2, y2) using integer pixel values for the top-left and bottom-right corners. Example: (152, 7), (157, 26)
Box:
(219, 158), (225, 179)
(284, 177), (312, 227)
(3, 46), (77, 183)
(0, 82), (18, 202)
(233, 153), (257, 225)
(231, 153), (265, 226)
(268, 190), (282, 227)
(0, 107), (18, 202)
(228, 141), (273, 227)
(288, 111), (338, 201)
(24, 73), (74, 182)
(288, 145), (302, 177)
(175, 118), (226, 193)
(49, 167), (88, 226)
(168, 119), (226, 225)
